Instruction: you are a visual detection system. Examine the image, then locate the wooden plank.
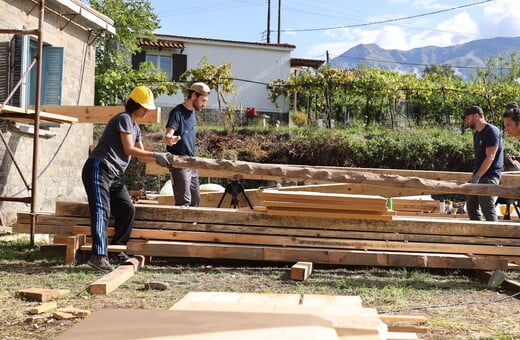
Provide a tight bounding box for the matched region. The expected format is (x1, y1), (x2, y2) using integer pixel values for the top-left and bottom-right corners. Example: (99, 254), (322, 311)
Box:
(386, 332), (419, 340)
(88, 257), (141, 295)
(52, 202), (520, 238)
(387, 326), (428, 334)
(378, 315), (427, 323)
(16, 288), (70, 302)
(126, 241), (509, 270)
(262, 199), (388, 212)
(0, 104), (78, 123)
(265, 207), (395, 221)
(68, 226), (520, 256)
(39, 105), (160, 124)
(290, 261), (313, 281)
(55, 308), (339, 340)
(80, 244), (127, 252)
(260, 190), (388, 211)
(69, 223), (520, 247)
(169, 292), (384, 339)
(29, 302), (58, 314)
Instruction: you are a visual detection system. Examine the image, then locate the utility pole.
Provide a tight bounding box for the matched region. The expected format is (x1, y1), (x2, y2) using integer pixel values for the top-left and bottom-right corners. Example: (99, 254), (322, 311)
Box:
(266, 0), (271, 43)
(277, 0), (281, 43)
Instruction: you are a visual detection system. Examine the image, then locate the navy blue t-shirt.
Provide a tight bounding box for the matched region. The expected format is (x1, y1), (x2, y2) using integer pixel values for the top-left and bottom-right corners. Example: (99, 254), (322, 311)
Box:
(473, 123), (503, 178)
(165, 104), (196, 156)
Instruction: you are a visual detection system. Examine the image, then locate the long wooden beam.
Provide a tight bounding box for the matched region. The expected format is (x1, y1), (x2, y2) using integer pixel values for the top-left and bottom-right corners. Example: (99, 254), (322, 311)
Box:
(126, 240), (508, 270)
(39, 105), (160, 124)
(147, 161), (520, 186)
(52, 202), (520, 238)
(13, 214), (519, 247)
(0, 105), (78, 124)
(166, 156), (520, 199)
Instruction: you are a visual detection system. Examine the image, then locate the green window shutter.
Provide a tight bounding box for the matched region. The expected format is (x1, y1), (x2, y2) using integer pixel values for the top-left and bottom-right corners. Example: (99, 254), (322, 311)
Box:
(11, 35), (24, 107)
(132, 51), (146, 70)
(172, 53), (187, 81)
(40, 46), (63, 105)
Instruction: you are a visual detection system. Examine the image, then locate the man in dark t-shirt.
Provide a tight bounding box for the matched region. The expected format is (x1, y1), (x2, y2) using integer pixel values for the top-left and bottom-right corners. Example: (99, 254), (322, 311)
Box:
(164, 82), (210, 206)
(463, 105), (504, 221)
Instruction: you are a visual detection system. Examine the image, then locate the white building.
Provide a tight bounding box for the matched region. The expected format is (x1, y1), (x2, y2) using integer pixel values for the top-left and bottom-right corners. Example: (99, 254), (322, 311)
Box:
(135, 34), (296, 121)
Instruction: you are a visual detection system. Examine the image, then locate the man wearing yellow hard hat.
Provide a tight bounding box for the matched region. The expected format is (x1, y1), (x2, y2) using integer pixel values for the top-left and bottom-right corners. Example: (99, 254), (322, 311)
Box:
(82, 86), (171, 272)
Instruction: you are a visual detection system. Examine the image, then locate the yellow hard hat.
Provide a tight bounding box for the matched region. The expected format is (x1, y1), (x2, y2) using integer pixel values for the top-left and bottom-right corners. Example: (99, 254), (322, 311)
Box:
(129, 86), (156, 110)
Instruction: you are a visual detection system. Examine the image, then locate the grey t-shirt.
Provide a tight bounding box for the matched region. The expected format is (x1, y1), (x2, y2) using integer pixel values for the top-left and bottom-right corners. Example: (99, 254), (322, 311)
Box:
(89, 112), (141, 176)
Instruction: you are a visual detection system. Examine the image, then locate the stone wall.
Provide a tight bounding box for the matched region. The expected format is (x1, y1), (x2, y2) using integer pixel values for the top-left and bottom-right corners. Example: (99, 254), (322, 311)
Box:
(0, 0), (98, 225)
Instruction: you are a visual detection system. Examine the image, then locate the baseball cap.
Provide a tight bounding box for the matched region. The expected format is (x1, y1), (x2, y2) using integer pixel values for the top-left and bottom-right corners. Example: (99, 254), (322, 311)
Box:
(129, 86), (156, 110)
(189, 82), (210, 95)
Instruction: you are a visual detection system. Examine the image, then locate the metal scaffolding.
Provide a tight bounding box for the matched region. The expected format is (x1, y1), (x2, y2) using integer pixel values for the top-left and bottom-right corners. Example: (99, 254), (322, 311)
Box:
(0, 0), (46, 246)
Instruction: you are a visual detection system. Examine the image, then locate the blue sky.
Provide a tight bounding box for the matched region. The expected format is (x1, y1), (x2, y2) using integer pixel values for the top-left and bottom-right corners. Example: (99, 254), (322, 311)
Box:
(148, 0), (520, 60)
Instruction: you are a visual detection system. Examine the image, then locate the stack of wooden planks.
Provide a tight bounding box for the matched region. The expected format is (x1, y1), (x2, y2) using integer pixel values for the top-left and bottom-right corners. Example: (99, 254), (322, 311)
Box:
(13, 199), (519, 270)
(259, 190), (394, 220)
(56, 292), (424, 339)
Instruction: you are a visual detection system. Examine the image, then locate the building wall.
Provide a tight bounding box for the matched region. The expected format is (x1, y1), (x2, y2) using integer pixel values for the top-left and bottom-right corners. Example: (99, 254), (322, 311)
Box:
(0, 0), (98, 225)
(155, 39), (293, 118)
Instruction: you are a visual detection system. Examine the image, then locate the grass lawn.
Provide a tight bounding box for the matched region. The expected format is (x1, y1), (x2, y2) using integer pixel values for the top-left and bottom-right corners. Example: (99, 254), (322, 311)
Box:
(0, 235), (519, 339)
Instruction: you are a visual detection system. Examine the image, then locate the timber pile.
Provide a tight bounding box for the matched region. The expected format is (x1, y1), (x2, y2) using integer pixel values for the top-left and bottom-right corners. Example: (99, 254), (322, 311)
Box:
(14, 198), (519, 270)
(259, 190), (395, 220)
(56, 292), (425, 340)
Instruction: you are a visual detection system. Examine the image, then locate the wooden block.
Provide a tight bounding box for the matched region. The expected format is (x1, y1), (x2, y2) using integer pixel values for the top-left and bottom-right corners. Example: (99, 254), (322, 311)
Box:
(39, 244), (67, 260)
(120, 256), (145, 271)
(53, 234), (86, 264)
(157, 195), (174, 205)
(16, 288), (70, 302)
(29, 302), (57, 314)
(290, 261), (313, 281)
(56, 307), (90, 318)
(88, 265), (136, 295)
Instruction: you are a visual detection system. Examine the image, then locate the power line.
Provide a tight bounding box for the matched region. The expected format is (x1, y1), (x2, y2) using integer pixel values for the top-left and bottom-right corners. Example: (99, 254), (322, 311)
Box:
(281, 0), (493, 33)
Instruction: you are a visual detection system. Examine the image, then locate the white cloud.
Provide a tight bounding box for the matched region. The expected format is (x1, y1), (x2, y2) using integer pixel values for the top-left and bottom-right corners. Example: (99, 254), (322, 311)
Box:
(301, 0), (520, 58)
(480, 0), (520, 38)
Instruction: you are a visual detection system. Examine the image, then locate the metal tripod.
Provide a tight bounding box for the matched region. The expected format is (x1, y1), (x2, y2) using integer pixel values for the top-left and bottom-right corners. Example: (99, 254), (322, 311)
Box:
(217, 178), (253, 209)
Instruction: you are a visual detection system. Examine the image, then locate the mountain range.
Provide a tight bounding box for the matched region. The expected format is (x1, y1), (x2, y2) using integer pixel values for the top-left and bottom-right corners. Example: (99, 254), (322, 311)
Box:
(330, 36), (520, 79)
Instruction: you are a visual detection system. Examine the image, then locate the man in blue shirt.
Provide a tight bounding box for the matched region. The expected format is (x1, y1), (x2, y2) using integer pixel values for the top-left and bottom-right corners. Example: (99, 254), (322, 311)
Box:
(463, 105), (504, 221)
(163, 82), (210, 206)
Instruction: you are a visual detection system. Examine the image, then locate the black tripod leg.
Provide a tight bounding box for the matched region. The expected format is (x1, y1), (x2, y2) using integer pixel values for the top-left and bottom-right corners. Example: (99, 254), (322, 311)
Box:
(236, 182), (253, 209)
(217, 190), (227, 208)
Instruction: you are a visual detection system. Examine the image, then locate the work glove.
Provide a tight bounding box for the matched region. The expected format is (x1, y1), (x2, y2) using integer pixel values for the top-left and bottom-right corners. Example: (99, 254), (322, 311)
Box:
(153, 152), (171, 168)
(470, 173), (481, 184)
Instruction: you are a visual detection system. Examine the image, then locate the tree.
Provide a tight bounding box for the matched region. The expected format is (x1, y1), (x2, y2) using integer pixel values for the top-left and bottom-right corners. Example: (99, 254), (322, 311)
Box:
(179, 57), (237, 133)
(88, 0), (178, 105)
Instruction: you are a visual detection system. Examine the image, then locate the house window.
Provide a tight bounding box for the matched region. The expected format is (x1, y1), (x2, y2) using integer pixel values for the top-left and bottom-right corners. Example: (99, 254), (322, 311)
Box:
(146, 53), (172, 81)
(132, 50), (187, 82)
(7, 35), (63, 107)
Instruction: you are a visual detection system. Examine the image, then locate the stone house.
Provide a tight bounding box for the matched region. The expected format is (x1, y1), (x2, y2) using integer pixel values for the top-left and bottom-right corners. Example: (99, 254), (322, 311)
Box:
(0, 0), (114, 225)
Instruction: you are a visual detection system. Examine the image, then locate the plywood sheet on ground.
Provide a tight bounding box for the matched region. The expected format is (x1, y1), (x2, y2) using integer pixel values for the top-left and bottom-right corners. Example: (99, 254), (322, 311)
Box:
(55, 308), (339, 340)
(169, 292), (386, 340)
